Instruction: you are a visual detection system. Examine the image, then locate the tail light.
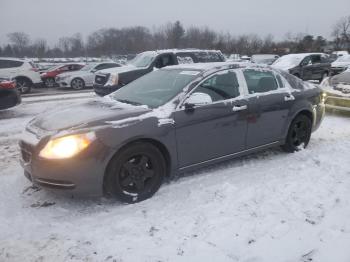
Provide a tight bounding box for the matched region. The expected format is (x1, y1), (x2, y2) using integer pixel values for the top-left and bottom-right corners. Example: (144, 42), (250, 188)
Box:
(0, 81), (16, 89)
(30, 67), (39, 72)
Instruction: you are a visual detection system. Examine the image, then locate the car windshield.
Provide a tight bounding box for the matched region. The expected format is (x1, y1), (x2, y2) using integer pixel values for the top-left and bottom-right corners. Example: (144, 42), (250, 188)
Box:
(273, 54), (306, 68)
(80, 64), (96, 71)
(109, 69), (201, 108)
(336, 55), (350, 62)
(128, 52), (156, 68)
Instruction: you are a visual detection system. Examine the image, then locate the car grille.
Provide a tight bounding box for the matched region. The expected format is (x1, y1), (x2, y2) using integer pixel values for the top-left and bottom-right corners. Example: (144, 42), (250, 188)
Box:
(326, 96), (350, 108)
(95, 73), (109, 86)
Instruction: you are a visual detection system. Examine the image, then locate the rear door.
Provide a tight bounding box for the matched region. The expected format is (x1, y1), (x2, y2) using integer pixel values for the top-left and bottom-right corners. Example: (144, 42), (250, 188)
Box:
(175, 69), (248, 168)
(300, 56), (313, 80)
(242, 69), (293, 148)
(310, 54), (323, 79)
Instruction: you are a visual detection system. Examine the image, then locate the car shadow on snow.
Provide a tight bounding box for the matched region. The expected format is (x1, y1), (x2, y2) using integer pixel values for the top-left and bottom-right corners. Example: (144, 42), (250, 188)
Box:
(0, 108), (30, 120)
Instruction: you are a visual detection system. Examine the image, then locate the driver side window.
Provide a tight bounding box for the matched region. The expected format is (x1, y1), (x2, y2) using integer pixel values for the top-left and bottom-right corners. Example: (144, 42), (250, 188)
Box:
(193, 71), (240, 102)
(301, 56), (312, 66)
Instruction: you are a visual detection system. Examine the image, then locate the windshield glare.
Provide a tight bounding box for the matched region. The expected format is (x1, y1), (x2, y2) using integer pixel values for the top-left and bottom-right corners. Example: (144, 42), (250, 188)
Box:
(129, 52), (156, 68)
(110, 69), (200, 108)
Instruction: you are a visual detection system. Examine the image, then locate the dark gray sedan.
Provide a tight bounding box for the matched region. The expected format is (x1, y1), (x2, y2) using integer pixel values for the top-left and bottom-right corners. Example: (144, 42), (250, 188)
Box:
(20, 63), (325, 203)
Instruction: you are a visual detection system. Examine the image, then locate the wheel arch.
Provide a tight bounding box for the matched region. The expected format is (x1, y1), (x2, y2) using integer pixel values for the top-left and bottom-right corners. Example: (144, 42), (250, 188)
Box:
(15, 75), (33, 85)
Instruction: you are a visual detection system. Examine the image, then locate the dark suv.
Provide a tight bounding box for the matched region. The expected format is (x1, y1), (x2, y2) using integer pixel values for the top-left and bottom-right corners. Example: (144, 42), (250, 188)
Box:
(93, 49), (225, 96)
(272, 53), (331, 82)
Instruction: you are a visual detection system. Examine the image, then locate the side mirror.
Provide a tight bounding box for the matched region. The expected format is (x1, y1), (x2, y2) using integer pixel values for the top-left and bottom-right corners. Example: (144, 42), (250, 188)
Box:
(91, 69), (97, 73)
(183, 92), (212, 111)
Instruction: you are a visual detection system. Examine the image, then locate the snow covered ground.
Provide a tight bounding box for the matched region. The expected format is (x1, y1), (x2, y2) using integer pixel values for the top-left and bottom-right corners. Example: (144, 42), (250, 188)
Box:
(0, 94), (350, 262)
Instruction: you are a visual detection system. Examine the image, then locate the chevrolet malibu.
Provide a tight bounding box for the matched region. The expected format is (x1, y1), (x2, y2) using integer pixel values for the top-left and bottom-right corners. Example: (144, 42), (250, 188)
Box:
(20, 63), (325, 203)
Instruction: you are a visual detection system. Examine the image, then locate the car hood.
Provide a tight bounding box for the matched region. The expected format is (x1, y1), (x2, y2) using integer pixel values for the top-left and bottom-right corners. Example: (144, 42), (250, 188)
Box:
(331, 61), (350, 67)
(97, 65), (140, 75)
(26, 97), (152, 136)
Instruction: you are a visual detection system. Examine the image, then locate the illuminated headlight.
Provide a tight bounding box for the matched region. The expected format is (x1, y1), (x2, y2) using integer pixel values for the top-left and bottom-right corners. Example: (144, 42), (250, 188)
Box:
(106, 73), (119, 86)
(39, 132), (96, 159)
(321, 92), (327, 103)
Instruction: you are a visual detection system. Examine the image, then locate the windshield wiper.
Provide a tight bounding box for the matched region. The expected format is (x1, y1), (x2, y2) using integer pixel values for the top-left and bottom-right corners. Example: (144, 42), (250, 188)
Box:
(116, 99), (142, 106)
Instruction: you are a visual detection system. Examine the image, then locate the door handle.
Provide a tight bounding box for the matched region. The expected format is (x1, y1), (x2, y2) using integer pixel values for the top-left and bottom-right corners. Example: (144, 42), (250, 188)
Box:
(284, 94), (295, 101)
(232, 105), (247, 112)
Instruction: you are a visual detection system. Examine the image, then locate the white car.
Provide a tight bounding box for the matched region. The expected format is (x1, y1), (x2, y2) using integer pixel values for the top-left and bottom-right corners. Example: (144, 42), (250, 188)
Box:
(0, 58), (42, 94)
(331, 55), (350, 75)
(55, 62), (120, 90)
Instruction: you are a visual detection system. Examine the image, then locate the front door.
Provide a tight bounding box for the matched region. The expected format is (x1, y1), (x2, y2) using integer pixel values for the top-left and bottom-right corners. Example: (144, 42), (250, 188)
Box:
(175, 69), (248, 168)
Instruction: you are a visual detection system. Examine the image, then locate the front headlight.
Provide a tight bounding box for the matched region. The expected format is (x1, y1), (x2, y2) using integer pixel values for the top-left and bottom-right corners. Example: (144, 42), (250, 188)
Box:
(39, 132), (96, 159)
(106, 73), (119, 86)
(321, 92), (327, 103)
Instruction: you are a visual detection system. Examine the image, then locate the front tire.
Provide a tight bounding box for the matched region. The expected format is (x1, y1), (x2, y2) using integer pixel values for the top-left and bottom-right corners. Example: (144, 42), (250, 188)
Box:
(16, 78), (32, 94)
(71, 78), (85, 90)
(282, 114), (312, 153)
(104, 142), (166, 203)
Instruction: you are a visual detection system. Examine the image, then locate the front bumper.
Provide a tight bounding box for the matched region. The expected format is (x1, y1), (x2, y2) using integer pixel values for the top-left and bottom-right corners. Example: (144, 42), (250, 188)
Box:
(19, 138), (111, 197)
(94, 84), (121, 97)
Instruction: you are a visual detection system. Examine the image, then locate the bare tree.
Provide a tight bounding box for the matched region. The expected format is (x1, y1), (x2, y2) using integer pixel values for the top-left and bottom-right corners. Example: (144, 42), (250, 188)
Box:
(7, 32), (30, 57)
(332, 15), (350, 50)
(33, 38), (47, 58)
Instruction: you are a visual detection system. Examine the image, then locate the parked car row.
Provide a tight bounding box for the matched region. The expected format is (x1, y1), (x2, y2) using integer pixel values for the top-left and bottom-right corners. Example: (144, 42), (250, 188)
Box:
(40, 63), (85, 87)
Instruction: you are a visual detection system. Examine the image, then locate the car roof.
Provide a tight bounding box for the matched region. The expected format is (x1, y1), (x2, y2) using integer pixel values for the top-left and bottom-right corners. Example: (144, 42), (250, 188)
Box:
(164, 61), (269, 72)
(140, 49), (222, 56)
(0, 57), (27, 62)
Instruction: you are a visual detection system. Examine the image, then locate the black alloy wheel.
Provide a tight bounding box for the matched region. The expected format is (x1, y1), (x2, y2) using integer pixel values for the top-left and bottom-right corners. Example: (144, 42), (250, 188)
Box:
(105, 142), (166, 203)
(282, 114), (312, 153)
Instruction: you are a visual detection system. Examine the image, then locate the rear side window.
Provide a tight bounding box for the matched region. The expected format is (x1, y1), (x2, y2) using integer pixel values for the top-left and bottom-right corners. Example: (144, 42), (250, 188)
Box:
(279, 70), (305, 90)
(0, 60), (24, 68)
(243, 69), (279, 94)
(311, 55), (321, 64)
(194, 70), (240, 102)
(176, 54), (195, 64)
(193, 52), (223, 62)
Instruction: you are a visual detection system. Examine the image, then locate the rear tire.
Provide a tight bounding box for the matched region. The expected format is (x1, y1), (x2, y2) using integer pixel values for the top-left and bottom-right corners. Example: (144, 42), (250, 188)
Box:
(16, 77), (32, 94)
(104, 142), (166, 203)
(44, 77), (56, 88)
(282, 114), (312, 153)
(71, 78), (85, 90)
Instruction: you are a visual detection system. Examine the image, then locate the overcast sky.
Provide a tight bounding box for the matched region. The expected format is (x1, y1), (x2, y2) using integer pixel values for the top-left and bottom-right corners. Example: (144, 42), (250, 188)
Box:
(1, 0), (349, 46)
